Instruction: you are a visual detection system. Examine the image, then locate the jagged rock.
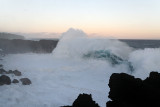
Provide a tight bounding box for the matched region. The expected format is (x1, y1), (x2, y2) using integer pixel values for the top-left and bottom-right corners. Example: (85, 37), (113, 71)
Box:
(0, 75), (11, 85)
(12, 79), (19, 83)
(20, 78), (31, 85)
(107, 72), (160, 107)
(62, 93), (100, 107)
(0, 68), (6, 74)
(143, 72), (160, 89)
(13, 70), (21, 76)
(0, 64), (3, 68)
(72, 94), (100, 107)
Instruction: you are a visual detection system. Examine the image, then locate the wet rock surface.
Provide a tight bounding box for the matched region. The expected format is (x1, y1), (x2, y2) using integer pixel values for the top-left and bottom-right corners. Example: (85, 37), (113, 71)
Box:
(13, 70), (22, 76)
(12, 79), (19, 83)
(107, 71), (160, 107)
(8, 70), (13, 74)
(0, 69), (22, 76)
(20, 78), (31, 85)
(0, 65), (31, 85)
(0, 68), (6, 74)
(0, 75), (11, 85)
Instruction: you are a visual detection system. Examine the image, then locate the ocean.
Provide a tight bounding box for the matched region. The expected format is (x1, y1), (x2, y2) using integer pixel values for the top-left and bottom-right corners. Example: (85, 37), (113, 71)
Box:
(121, 39), (160, 49)
(0, 29), (160, 107)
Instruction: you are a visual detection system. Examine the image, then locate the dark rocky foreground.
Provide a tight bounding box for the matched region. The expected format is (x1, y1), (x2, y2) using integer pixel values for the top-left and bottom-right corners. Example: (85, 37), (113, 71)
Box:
(107, 72), (160, 107)
(61, 72), (160, 107)
(62, 94), (100, 107)
(0, 39), (58, 54)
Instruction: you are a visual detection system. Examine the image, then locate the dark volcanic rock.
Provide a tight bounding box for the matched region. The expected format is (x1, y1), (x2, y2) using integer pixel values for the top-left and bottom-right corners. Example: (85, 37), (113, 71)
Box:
(6, 70), (13, 74)
(12, 79), (19, 83)
(20, 78), (31, 85)
(8, 70), (13, 74)
(0, 75), (11, 85)
(107, 72), (160, 107)
(0, 68), (6, 74)
(143, 72), (160, 89)
(62, 93), (99, 107)
(13, 70), (22, 76)
(72, 94), (100, 107)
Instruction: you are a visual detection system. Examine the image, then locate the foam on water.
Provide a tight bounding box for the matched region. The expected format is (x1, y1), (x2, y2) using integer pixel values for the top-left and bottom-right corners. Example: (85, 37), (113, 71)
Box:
(1, 28), (160, 107)
(129, 48), (160, 79)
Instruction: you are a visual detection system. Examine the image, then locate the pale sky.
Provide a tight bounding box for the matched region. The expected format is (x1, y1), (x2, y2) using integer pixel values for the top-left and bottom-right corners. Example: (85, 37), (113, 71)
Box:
(0, 0), (160, 39)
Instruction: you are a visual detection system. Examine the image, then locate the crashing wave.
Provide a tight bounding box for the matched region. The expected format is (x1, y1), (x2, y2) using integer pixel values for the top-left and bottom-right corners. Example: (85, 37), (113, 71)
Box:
(53, 28), (133, 60)
(84, 50), (134, 72)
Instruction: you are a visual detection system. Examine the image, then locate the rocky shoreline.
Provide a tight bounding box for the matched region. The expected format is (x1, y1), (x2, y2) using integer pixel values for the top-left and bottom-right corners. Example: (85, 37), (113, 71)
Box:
(0, 39), (58, 54)
(107, 71), (160, 107)
(1, 56), (160, 107)
(0, 66), (31, 85)
(61, 71), (160, 107)
(1, 64), (160, 106)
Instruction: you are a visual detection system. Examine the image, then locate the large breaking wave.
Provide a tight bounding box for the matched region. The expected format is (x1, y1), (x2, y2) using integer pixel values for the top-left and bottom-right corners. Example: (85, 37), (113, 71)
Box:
(53, 28), (133, 59)
(53, 28), (134, 72)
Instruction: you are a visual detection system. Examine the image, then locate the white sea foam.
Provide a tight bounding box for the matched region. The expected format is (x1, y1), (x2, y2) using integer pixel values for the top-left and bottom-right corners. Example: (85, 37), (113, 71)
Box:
(129, 48), (160, 79)
(1, 28), (160, 107)
(53, 28), (133, 59)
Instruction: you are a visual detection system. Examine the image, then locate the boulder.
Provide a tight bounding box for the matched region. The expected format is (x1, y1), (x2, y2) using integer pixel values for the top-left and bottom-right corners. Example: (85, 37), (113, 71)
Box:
(6, 70), (13, 74)
(143, 71), (160, 89)
(0, 75), (11, 85)
(12, 79), (19, 83)
(13, 70), (21, 76)
(62, 93), (99, 107)
(0, 68), (6, 74)
(20, 78), (31, 85)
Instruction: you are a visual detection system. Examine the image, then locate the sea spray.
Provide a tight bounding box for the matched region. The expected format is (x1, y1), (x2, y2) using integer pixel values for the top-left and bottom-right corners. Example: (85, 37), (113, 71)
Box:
(53, 28), (133, 59)
(129, 48), (160, 79)
(53, 28), (134, 73)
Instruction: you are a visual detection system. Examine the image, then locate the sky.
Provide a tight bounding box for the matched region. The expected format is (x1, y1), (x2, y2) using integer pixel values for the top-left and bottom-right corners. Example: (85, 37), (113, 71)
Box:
(0, 0), (160, 39)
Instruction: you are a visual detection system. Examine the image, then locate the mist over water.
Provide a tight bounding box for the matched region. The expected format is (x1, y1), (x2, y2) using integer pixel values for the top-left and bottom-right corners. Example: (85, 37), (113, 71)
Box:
(129, 48), (160, 79)
(53, 28), (133, 59)
(1, 28), (160, 107)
